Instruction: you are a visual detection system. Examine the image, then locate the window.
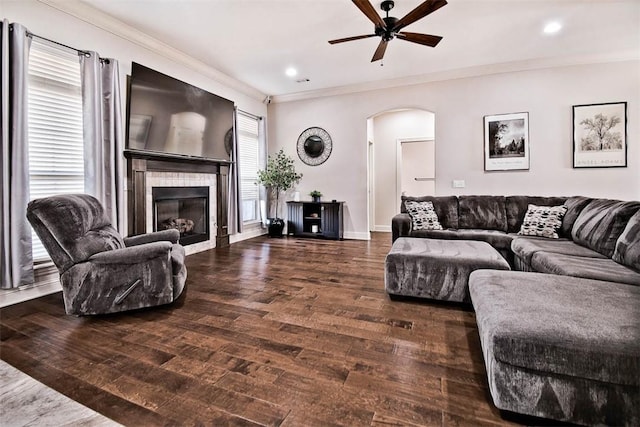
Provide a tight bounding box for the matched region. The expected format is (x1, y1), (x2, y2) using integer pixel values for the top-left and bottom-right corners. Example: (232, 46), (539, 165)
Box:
(27, 39), (84, 261)
(236, 112), (262, 223)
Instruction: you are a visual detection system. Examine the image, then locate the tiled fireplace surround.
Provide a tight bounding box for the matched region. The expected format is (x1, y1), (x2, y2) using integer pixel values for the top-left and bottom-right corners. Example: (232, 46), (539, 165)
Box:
(145, 171), (216, 255)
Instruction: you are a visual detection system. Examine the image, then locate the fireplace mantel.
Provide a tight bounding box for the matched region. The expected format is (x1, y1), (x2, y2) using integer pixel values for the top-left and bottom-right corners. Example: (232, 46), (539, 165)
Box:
(124, 149), (231, 247)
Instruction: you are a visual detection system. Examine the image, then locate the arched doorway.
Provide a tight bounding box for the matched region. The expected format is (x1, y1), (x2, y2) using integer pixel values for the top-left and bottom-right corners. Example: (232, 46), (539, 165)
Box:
(367, 108), (435, 233)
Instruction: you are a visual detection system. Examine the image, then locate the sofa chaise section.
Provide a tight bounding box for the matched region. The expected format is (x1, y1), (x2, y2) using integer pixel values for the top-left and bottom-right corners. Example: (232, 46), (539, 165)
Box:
(469, 270), (640, 426)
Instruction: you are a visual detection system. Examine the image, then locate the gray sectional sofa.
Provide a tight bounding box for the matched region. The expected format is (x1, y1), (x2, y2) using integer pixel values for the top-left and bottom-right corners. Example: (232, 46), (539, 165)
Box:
(390, 194), (640, 426)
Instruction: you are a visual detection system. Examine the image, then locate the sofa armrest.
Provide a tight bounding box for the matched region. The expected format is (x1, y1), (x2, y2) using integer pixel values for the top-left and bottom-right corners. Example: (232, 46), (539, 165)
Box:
(123, 229), (180, 247)
(89, 241), (172, 265)
(392, 213), (412, 243)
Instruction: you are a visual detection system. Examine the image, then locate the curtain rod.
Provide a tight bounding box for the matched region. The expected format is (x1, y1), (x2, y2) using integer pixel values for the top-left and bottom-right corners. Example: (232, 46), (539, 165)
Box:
(25, 30), (91, 57)
(237, 109), (263, 121)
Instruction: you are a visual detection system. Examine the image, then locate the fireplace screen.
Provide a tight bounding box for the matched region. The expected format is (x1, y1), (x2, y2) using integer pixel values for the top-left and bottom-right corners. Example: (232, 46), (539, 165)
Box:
(152, 186), (209, 246)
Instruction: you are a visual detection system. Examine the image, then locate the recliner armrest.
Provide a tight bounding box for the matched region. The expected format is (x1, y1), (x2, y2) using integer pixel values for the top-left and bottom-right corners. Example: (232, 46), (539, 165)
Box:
(123, 229), (180, 247)
(88, 241), (172, 265)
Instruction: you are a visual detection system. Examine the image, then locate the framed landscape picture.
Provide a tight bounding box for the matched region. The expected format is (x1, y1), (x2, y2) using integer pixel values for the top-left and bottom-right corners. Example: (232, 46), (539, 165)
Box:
(573, 102), (627, 168)
(484, 112), (529, 171)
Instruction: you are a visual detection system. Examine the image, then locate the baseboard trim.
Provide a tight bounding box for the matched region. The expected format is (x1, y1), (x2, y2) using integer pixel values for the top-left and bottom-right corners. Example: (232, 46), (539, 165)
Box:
(0, 280), (62, 308)
(373, 225), (392, 232)
(343, 231), (371, 240)
(230, 227), (267, 244)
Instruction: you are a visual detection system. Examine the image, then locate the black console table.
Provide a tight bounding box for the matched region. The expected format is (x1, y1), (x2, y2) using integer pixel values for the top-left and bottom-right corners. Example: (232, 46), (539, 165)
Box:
(287, 201), (344, 240)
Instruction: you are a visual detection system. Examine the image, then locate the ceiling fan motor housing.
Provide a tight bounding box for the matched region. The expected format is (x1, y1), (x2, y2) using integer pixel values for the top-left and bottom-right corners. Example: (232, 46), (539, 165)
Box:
(380, 17), (399, 40)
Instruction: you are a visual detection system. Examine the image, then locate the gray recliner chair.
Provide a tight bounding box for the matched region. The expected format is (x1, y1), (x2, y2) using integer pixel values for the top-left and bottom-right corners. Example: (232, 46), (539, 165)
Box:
(26, 194), (187, 315)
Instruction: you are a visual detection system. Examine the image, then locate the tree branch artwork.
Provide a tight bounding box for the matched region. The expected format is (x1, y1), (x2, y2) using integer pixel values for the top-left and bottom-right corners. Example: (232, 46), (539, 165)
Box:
(579, 113), (622, 151)
(573, 102), (627, 168)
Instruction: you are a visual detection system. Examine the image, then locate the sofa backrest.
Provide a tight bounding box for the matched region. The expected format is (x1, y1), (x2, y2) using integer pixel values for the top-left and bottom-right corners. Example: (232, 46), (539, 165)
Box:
(458, 195), (507, 232)
(505, 196), (568, 233)
(613, 209), (640, 272)
(401, 195), (459, 229)
(560, 196), (593, 237)
(571, 199), (640, 258)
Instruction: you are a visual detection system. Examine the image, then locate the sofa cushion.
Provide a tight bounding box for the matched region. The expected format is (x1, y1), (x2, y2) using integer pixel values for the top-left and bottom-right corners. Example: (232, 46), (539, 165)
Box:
(505, 196), (567, 233)
(613, 210), (640, 272)
(518, 204), (567, 239)
(512, 236), (606, 265)
(571, 199), (640, 258)
(407, 229), (515, 251)
(404, 200), (443, 231)
(560, 196), (593, 237)
(531, 251), (640, 286)
(469, 270), (640, 387)
(458, 195), (507, 232)
(401, 195), (458, 229)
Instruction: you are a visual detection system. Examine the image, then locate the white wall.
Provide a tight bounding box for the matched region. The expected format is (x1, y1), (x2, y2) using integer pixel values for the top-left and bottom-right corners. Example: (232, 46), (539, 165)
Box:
(372, 110), (434, 231)
(268, 60), (640, 239)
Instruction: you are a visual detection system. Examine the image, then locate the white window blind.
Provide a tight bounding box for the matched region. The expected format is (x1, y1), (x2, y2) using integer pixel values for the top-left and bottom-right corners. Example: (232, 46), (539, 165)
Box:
(237, 112), (260, 223)
(27, 39), (84, 261)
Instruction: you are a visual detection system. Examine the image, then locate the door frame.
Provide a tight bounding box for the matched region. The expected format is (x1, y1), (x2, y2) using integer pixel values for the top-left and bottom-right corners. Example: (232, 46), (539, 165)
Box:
(396, 137), (436, 208)
(368, 140), (375, 232)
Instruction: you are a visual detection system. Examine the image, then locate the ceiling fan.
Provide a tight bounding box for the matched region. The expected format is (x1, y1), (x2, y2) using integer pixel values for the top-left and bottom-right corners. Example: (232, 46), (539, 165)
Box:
(329, 0), (447, 62)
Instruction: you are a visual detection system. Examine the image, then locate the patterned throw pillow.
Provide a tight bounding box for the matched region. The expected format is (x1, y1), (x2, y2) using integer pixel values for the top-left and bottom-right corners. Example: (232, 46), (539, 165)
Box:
(518, 204), (568, 239)
(405, 200), (443, 231)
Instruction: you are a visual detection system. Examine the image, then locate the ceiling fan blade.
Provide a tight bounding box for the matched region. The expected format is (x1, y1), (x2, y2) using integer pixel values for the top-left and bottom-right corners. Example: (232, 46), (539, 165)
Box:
(396, 32), (443, 47)
(352, 0), (386, 28)
(371, 39), (388, 62)
(328, 34), (377, 44)
(392, 0), (447, 32)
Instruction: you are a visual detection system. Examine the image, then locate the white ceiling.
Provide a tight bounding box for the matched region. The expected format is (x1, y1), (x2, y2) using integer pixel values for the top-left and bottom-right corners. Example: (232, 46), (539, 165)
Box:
(80, 0), (639, 98)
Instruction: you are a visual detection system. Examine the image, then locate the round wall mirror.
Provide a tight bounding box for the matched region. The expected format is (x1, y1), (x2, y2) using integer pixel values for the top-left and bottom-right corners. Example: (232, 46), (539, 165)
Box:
(297, 127), (332, 166)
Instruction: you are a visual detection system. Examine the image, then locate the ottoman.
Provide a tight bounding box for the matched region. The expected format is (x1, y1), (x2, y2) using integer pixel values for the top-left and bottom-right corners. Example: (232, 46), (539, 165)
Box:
(384, 237), (510, 302)
(469, 270), (640, 426)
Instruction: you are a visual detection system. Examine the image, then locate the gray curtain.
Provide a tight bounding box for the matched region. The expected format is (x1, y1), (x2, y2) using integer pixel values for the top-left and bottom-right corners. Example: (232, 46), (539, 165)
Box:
(228, 108), (241, 234)
(80, 53), (124, 232)
(0, 20), (34, 289)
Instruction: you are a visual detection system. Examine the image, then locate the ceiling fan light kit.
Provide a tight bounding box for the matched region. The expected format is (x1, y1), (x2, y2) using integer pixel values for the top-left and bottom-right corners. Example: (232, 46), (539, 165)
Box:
(329, 0), (447, 62)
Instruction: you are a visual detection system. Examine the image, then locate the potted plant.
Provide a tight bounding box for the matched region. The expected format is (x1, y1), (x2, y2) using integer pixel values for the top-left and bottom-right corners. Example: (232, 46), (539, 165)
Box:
(257, 149), (302, 237)
(310, 190), (322, 203)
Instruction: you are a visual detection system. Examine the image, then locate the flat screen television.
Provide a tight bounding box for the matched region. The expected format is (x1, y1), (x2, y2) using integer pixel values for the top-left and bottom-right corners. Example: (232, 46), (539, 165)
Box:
(126, 62), (234, 162)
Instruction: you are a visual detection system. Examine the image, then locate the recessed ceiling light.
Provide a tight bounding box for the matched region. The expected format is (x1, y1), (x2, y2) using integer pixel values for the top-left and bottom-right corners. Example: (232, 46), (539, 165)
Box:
(543, 21), (562, 34)
(285, 67), (298, 77)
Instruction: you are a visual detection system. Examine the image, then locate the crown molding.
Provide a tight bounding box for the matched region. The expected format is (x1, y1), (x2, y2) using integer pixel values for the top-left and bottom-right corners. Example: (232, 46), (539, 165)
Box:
(271, 51), (640, 104)
(37, 0), (267, 102)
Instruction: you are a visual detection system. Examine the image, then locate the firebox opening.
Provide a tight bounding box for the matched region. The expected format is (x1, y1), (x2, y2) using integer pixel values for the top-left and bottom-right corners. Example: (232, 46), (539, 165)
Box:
(152, 186), (209, 246)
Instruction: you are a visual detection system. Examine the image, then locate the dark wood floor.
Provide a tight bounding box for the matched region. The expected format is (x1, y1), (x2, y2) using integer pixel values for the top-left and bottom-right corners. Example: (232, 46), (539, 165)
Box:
(2, 233), (529, 426)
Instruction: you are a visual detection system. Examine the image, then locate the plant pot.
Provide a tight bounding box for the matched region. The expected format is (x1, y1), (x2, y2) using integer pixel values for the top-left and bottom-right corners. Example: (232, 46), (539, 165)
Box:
(312, 196), (321, 203)
(268, 218), (285, 238)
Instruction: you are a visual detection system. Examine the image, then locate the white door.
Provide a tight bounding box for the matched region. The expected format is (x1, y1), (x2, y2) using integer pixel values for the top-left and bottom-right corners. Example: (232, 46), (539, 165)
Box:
(397, 138), (435, 203)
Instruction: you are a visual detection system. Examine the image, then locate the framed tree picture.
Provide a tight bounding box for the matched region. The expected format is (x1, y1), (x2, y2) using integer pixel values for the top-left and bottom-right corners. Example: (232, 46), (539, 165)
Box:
(484, 112), (529, 171)
(573, 102), (627, 168)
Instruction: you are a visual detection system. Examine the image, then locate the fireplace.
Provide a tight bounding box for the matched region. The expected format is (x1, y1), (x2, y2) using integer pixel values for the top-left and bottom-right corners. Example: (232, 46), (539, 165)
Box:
(152, 186), (209, 246)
